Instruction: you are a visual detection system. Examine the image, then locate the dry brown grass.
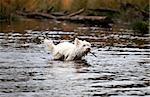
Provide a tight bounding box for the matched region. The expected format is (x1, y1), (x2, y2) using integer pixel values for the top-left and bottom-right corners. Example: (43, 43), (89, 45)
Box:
(0, 0), (149, 20)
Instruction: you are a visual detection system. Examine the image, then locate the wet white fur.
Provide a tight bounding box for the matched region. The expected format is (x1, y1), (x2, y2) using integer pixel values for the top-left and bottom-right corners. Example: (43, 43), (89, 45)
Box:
(44, 38), (91, 61)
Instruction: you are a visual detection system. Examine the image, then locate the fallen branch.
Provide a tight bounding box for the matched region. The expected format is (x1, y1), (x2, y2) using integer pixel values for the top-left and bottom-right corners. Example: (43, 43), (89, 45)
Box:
(16, 11), (110, 23)
(58, 15), (107, 21)
(16, 11), (56, 19)
(67, 8), (85, 17)
(57, 15), (113, 27)
(51, 11), (68, 17)
(16, 11), (113, 27)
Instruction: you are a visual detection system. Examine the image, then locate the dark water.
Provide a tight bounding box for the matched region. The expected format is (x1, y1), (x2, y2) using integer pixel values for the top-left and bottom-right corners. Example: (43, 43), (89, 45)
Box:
(0, 19), (150, 97)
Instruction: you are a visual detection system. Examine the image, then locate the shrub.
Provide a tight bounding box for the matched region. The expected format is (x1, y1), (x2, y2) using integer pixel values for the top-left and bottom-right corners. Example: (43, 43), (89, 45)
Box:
(131, 20), (149, 34)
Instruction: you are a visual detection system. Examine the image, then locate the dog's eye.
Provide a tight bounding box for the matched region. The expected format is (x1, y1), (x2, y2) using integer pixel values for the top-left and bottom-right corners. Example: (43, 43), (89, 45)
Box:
(83, 45), (86, 47)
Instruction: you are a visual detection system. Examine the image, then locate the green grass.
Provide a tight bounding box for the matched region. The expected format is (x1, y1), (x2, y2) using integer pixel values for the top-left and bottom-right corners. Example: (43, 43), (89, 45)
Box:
(131, 20), (149, 34)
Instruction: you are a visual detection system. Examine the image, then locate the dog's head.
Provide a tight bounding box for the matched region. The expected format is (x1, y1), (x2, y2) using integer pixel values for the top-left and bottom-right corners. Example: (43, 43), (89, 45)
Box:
(74, 38), (91, 54)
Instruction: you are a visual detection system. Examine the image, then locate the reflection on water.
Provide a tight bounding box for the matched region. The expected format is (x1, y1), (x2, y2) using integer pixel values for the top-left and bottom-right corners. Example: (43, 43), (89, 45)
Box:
(0, 19), (78, 33)
(0, 20), (150, 97)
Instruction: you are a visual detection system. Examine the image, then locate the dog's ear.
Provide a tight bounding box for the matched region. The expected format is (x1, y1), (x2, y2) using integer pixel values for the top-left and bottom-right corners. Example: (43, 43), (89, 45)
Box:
(74, 38), (81, 46)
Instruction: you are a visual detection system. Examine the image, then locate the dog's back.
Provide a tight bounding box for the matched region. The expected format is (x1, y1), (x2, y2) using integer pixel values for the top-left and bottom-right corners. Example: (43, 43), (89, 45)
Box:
(44, 38), (91, 61)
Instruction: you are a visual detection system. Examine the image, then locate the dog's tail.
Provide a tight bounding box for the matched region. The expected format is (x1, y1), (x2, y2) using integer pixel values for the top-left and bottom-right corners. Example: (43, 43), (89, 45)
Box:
(44, 39), (55, 51)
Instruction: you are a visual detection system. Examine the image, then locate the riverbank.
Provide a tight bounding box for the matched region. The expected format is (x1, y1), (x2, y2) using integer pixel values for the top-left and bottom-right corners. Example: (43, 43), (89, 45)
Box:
(0, 0), (149, 34)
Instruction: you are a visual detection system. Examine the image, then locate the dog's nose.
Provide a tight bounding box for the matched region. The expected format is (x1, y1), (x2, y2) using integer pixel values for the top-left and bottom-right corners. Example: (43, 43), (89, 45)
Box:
(86, 48), (91, 52)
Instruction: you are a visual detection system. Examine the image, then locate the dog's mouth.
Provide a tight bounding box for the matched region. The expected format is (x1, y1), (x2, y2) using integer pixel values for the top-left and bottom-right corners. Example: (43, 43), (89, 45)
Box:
(86, 48), (91, 52)
(85, 48), (91, 54)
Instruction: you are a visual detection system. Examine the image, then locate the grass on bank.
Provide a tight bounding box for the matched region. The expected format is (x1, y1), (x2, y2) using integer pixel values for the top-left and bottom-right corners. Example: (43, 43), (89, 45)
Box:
(0, 0), (149, 34)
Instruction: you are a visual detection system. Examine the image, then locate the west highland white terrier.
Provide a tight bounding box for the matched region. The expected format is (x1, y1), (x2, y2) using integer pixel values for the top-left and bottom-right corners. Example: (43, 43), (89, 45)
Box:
(44, 38), (91, 61)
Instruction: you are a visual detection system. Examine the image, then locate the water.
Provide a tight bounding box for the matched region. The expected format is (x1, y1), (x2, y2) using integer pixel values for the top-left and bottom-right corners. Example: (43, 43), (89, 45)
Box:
(0, 19), (150, 97)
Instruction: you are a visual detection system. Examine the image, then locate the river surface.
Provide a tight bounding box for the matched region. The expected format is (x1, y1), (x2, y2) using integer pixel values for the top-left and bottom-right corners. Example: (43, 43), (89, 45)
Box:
(0, 19), (150, 97)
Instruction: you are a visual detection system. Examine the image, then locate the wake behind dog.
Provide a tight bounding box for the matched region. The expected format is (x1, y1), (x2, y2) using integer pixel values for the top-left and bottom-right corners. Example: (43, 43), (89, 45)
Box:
(44, 38), (91, 61)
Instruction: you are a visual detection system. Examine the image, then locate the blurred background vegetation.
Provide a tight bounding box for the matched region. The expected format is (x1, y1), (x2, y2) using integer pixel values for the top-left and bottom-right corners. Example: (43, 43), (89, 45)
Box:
(0, 0), (149, 34)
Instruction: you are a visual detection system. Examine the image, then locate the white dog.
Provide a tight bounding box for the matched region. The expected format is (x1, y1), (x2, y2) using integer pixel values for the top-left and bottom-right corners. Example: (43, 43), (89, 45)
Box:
(44, 38), (91, 61)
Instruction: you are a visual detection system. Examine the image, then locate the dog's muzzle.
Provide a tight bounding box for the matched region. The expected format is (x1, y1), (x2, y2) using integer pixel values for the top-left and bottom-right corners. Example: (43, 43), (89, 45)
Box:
(85, 48), (91, 53)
